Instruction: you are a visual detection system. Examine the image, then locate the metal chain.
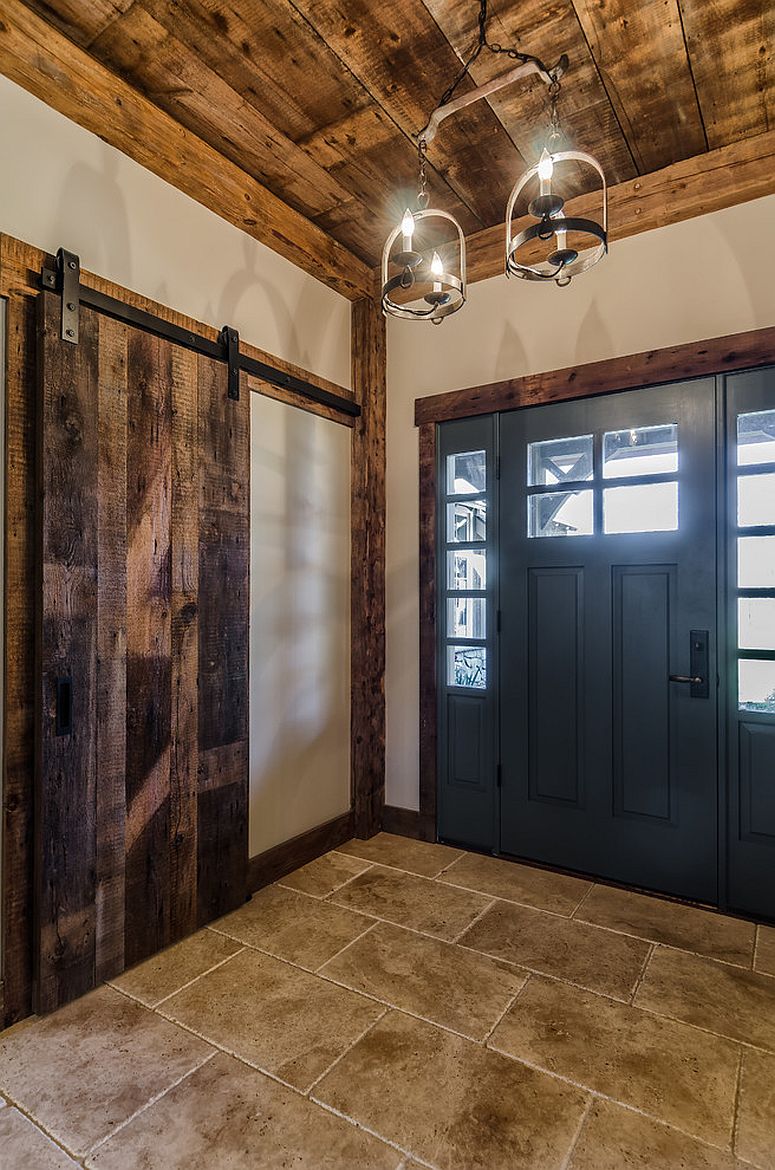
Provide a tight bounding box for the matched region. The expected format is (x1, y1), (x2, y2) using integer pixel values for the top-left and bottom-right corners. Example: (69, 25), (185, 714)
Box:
(437, 0), (547, 110)
(547, 75), (562, 144)
(417, 138), (429, 208)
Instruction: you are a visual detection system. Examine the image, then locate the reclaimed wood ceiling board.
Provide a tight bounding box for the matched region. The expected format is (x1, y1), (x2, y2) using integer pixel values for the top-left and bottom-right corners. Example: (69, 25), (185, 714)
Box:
(36, 289), (249, 1014)
(16, 0), (774, 265)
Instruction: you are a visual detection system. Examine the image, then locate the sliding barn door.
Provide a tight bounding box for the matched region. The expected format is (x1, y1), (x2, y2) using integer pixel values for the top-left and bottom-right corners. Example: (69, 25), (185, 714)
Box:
(36, 290), (249, 1013)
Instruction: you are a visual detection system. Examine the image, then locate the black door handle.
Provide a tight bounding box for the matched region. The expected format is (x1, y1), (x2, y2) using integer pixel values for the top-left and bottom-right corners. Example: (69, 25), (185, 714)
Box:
(669, 630), (710, 698)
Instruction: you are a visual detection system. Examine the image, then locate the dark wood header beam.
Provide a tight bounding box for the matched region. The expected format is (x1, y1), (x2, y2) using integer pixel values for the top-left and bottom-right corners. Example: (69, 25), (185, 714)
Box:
(0, 2), (373, 300)
(415, 325), (775, 426)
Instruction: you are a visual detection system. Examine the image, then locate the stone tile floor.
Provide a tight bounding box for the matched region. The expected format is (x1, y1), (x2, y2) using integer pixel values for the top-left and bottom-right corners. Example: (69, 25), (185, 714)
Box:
(1, 832), (774, 1168)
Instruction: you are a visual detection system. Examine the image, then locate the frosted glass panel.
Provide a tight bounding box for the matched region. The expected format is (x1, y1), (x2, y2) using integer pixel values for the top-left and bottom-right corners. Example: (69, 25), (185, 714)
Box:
(738, 473), (775, 528)
(738, 410), (775, 467)
(448, 597), (486, 639)
(447, 498), (486, 542)
(447, 451), (485, 495)
(738, 536), (775, 588)
(528, 435), (593, 486)
(739, 659), (775, 714)
(448, 645), (486, 689)
(604, 482), (678, 534)
(528, 490), (593, 537)
(447, 549), (486, 591)
(604, 424), (678, 478)
(738, 599), (775, 651)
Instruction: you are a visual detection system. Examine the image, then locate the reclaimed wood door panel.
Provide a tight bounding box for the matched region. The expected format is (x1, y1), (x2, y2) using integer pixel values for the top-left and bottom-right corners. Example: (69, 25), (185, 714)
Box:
(37, 291), (249, 1013)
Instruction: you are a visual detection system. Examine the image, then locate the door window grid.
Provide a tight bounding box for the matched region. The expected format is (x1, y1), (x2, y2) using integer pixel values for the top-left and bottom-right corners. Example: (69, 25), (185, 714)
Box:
(735, 409), (775, 714)
(444, 450), (487, 690)
(526, 425), (680, 538)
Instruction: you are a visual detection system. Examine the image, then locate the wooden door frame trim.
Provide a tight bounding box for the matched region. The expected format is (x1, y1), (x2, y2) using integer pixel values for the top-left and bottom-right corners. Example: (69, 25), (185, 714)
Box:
(415, 325), (775, 840)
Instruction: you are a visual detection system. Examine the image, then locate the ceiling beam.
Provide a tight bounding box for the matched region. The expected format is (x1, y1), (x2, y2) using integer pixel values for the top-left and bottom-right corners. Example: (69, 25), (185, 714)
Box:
(465, 126), (775, 284)
(0, 1), (374, 301)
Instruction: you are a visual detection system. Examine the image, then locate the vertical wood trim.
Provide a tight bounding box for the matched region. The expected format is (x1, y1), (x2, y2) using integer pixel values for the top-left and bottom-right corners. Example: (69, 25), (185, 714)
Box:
(351, 298), (386, 840)
(95, 315), (128, 983)
(169, 346), (199, 941)
(418, 423), (438, 842)
(2, 291), (36, 1027)
(36, 292), (100, 1013)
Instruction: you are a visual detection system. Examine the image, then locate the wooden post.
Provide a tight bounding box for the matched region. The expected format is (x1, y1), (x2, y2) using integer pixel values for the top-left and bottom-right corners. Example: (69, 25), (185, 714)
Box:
(350, 298), (386, 839)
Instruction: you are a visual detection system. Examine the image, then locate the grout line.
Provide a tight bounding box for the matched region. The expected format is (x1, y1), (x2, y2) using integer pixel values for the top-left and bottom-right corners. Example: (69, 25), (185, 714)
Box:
(314, 921), (380, 974)
(629, 942), (656, 1005)
(304, 1008), (389, 1097)
(484, 1041), (741, 1158)
(109, 946), (248, 1010)
(753, 925), (761, 973)
(569, 882), (597, 920)
(276, 859), (375, 899)
(558, 1094), (594, 1170)
(453, 941), (634, 1005)
(450, 897), (497, 944)
(311, 1097), (440, 1170)
(430, 851), (467, 880)
(83, 1051), (217, 1161)
(731, 1046), (745, 1161)
(0, 1091), (89, 1165)
(481, 975), (530, 1045)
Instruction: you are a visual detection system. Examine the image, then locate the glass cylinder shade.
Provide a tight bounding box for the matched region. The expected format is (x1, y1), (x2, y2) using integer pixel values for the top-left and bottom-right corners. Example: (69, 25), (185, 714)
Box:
(381, 208), (466, 323)
(505, 149), (607, 285)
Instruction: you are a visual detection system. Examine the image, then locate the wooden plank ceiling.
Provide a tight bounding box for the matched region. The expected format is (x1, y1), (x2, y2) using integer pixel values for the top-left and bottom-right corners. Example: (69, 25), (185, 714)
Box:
(17, 0), (773, 269)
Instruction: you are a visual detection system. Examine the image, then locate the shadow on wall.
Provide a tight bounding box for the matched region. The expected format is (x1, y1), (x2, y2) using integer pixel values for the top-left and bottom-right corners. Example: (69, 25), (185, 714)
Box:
(54, 154), (133, 286)
(249, 400), (351, 856)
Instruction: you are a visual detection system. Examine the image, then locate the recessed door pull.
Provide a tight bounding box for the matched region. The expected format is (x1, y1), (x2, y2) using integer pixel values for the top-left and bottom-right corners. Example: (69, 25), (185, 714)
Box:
(669, 674), (704, 685)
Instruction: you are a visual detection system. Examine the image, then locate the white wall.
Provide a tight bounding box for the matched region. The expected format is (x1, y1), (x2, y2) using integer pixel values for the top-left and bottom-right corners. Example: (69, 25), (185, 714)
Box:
(386, 194), (775, 811)
(0, 76), (352, 857)
(250, 396), (351, 855)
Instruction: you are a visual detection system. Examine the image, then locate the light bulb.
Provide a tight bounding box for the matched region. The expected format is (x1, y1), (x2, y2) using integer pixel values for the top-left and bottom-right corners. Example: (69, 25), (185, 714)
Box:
(537, 148), (554, 183)
(401, 208), (415, 251)
(431, 250), (443, 293)
(538, 147), (554, 197)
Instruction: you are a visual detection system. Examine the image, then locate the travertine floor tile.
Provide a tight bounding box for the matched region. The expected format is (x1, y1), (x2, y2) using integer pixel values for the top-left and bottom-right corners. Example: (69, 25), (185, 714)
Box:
(756, 925), (775, 976)
(576, 885), (755, 966)
(110, 929), (242, 1006)
(320, 920), (526, 1040)
(460, 899), (650, 999)
(568, 1099), (744, 1169)
(736, 1048), (775, 1169)
(0, 1108), (81, 1168)
(330, 865), (490, 941)
(0, 986), (212, 1157)
(314, 1009), (588, 1170)
(87, 1052), (402, 1170)
(211, 883), (372, 970)
(336, 833), (463, 878)
(159, 946), (384, 1091)
(634, 946), (775, 1050)
(440, 853), (591, 915)
(279, 850), (372, 898)
(490, 975), (739, 1149)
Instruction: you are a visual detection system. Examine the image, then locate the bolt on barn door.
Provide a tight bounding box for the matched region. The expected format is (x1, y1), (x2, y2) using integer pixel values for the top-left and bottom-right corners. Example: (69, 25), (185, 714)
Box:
(499, 379), (718, 903)
(36, 290), (248, 1014)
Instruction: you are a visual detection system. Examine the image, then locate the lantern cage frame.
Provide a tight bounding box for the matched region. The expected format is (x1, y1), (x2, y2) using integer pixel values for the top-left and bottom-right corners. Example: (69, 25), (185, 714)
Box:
(381, 208), (467, 324)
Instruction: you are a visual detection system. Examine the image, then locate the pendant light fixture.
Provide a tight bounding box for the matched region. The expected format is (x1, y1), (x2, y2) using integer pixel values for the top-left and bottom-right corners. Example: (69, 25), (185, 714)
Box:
(380, 138), (467, 325)
(381, 0), (608, 322)
(505, 75), (607, 287)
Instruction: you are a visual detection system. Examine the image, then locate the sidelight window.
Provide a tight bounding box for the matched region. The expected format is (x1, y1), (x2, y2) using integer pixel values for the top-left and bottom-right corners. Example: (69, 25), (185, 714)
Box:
(735, 409), (775, 714)
(444, 450), (488, 689)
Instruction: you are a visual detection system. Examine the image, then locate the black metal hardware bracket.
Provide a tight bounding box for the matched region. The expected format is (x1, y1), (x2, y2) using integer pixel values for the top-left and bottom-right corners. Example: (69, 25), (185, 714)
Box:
(220, 325), (241, 401)
(40, 248), (81, 343)
(40, 250), (360, 419)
